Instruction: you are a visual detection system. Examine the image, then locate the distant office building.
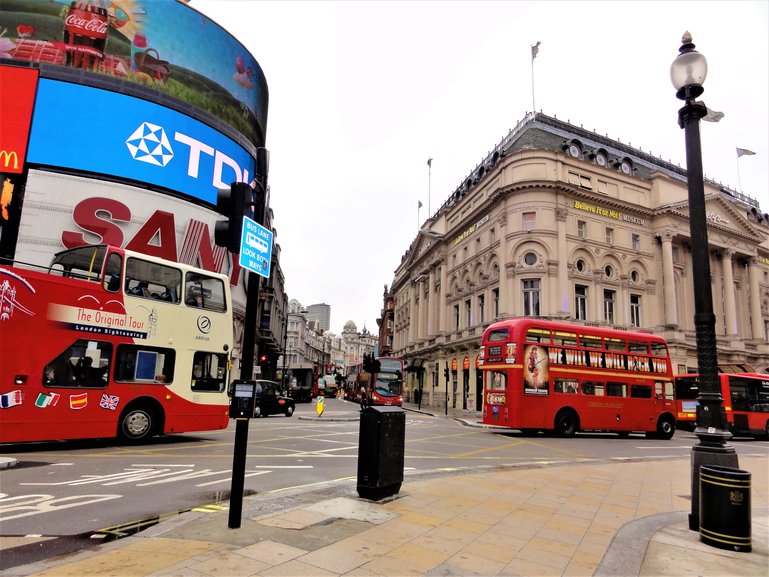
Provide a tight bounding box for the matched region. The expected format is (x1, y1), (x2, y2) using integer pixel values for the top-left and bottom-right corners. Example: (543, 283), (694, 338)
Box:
(307, 303), (331, 332)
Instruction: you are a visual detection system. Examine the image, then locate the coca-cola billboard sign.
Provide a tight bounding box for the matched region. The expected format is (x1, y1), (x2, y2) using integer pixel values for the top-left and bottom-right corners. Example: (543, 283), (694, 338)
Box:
(65, 11), (108, 38)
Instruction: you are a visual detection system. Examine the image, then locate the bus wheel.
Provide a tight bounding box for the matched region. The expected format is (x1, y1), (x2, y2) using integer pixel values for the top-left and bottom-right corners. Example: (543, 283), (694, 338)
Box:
(764, 420), (769, 440)
(655, 416), (676, 440)
(617, 431), (631, 438)
(554, 410), (578, 437)
(119, 405), (157, 442)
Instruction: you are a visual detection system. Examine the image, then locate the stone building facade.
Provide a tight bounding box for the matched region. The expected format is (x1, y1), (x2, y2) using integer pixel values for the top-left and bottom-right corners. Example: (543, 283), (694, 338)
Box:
(390, 112), (769, 411)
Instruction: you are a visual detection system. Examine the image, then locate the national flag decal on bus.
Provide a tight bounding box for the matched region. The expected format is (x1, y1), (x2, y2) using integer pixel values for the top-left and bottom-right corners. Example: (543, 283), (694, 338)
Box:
(35, 392), (60, 408)
(1, 389), (23, 408)
(69, 393), (88, 410)
(99, 394), (120, 411)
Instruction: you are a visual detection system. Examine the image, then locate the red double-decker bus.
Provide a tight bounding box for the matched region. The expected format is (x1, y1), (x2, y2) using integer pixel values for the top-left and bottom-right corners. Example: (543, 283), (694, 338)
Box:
(0, 244), (232, 444)
(479, 319), (676, 438)
(675, 372), (769, 438)
(348, 356), (404, 407)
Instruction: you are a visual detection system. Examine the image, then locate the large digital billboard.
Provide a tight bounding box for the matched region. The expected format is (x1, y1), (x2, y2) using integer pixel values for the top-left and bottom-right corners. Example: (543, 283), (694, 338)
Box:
(0, 66), (39, 175)
(27, 79), (256, 205)
(0, 0), (267, 147)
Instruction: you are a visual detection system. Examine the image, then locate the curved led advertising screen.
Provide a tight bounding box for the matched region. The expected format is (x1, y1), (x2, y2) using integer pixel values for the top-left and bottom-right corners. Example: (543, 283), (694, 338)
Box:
(27, 79), (256, 205)
(0, 0), (267, 147)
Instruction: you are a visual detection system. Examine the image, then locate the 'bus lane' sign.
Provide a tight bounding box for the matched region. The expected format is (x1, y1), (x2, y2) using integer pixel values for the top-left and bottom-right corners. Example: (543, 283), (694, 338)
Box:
(239, 216), (272, 278)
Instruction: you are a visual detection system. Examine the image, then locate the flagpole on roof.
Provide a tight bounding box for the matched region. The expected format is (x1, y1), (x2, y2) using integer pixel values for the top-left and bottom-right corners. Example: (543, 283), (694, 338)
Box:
(530, 41), (540, 113)
(427, 158), (432, 216)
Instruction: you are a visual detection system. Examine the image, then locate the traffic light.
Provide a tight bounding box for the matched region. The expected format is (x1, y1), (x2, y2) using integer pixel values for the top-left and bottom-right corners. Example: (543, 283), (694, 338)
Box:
(214, 182), (252, 253)
(259, 354), (267, 363)
(444, 366), (450, 380)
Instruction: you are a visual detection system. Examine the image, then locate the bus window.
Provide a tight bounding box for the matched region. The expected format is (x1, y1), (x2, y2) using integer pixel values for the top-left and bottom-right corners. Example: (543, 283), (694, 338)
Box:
(525, 328), (550, 343)
(584, 382), (604, 396)
(655, 381), (674, 400)
(628, 340), (649, 354)
(728, 379), (751, 411)
(185, 272), (227, 312)
(650, 342), (669, 357)
(50, 245), (107, 282)
(553, 331), (577, 346)
(555, 378), (578, 394)
(487, 329), (508, 342)
(125, 257), (182, 301)
(115, 345), (175, 384)
(605, 337), (626, 352)
(191, 352), (228, 392)
(607, 382), (626, 397)
(630, 384), (652, 398)
(581, 334), (602, 349)
(103, 252), (122, 293)
(44, 339), (112, 388)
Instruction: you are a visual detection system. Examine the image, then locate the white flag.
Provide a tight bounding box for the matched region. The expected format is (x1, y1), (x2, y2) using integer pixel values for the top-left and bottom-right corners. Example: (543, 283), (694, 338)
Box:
(703, 106), (724, 122)
(736, 147), (756, 158)
(427, 158), (432, 168)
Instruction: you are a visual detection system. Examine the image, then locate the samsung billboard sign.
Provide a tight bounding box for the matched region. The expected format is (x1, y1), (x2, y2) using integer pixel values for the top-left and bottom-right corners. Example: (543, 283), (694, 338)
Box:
(27, 79), (255, 205)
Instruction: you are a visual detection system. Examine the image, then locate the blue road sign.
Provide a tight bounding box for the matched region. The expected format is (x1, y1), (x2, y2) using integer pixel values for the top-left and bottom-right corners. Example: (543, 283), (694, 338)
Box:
(239, 216), (273, 278)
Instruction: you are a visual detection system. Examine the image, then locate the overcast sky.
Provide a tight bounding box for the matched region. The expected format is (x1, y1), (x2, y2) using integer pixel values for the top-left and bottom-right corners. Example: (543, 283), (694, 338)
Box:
(193, 0), (768, 335)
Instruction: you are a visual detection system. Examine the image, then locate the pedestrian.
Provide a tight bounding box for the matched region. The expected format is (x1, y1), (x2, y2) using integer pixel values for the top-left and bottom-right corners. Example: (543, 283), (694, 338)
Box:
(359, 385), (367, 409)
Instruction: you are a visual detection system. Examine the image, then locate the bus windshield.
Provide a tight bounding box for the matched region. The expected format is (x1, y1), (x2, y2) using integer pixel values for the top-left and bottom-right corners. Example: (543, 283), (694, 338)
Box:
(376, 358), (403, 397)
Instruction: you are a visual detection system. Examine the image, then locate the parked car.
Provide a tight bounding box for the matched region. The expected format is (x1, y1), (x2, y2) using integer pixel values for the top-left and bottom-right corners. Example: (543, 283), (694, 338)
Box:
(253, 380), (295, 417)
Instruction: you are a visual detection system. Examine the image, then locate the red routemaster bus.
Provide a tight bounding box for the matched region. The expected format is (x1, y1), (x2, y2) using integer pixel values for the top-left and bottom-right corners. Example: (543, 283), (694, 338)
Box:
(674, 373), (769, 438)
(0, 245), (232, 443)
(479, 319), (676, 438)
(349, 356), (404, 407)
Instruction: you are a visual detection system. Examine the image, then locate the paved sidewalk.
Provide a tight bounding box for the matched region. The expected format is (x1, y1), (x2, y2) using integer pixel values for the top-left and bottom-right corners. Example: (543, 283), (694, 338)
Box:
(1, 405), (766, 577)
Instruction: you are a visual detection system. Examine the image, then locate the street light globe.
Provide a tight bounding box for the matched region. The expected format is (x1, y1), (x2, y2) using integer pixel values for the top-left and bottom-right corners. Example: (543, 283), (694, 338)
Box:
(671, 31), (707, 100)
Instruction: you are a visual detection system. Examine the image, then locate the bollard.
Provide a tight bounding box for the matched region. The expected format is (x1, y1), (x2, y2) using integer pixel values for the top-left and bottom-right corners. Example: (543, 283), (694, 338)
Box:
(699, 465), (751, 552)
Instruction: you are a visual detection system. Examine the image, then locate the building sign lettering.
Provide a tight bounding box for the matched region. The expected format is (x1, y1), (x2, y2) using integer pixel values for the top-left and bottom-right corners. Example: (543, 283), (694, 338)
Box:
(573, 200), (646, 226)
(453, 214), (490, 245)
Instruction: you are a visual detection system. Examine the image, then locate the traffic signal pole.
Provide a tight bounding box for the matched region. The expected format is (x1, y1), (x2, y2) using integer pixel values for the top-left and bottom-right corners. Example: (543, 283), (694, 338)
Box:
(227, 148), (269, 529)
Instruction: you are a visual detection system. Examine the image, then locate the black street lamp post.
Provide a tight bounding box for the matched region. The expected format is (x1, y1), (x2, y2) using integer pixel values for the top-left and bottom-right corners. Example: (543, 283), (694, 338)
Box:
(670, 32), (739, 531)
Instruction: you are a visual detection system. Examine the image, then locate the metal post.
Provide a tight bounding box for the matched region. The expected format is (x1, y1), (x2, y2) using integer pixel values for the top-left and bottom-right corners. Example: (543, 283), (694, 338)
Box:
(673, 60), (738, 531)
(228, 151), (268, 530)
(444, 363), (449, 416)
(281, 314), (288, 391)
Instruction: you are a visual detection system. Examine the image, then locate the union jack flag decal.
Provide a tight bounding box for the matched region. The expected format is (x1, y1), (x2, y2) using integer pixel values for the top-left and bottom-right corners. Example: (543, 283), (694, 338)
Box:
(99, 394), (120, 411)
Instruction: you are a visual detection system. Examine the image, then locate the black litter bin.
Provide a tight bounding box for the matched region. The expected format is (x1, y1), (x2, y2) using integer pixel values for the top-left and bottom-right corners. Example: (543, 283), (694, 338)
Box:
(357, 405), (405, 500)
(699, 465), (751, 552)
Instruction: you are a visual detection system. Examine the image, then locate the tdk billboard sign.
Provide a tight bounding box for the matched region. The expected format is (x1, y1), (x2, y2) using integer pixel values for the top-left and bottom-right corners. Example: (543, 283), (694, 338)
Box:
(27, 80), (256, 205)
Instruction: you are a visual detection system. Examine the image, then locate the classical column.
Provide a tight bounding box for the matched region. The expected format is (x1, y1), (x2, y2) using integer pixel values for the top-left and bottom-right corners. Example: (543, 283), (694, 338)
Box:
(661, 232), (678, 327)
(438, 264), (447, 333)
(427, 266), (436, 336)
(497, 215), (508, 318)
(556, 207), (570, 316)
(721, 250), (738, 337)
(419, 278), (428, 340)
(749, 257), (764, 339)
(407, 282), (416, 345)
